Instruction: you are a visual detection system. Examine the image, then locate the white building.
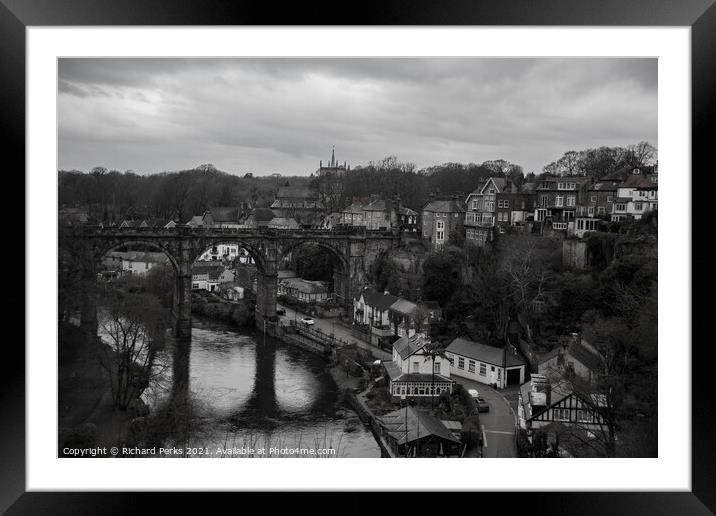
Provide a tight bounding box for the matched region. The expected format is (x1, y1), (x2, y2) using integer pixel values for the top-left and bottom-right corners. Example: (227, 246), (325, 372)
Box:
(612, 168), (658, 221)
(445, 337), (526, 389)
(191, 263), (232, 292)
(103, 251), (170, 276)
(198, 243), (241, 262)
(383, 334), (454, 398)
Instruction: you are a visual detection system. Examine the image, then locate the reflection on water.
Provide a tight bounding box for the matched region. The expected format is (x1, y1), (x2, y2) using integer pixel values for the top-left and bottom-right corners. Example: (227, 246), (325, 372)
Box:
(139, 317), (380, 458)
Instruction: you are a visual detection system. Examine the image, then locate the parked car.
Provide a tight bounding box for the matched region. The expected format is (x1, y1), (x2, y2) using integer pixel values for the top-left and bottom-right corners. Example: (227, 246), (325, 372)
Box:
(476, 397), (490, 413)
(468, 388), (479, 399)
(301, 317), (315, 325)
(276, 308), (286, 315)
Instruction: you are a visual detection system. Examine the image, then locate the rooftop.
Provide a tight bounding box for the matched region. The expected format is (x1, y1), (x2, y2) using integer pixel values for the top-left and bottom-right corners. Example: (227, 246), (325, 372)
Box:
(356, 287), (400, 311)
(446, 337), (526, 368)
(422, 198), (466, 214)
(393, 333), (431, 360)
(376, 406), (461, 445)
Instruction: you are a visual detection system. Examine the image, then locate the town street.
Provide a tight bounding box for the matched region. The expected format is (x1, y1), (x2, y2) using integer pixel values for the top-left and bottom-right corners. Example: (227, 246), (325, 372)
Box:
(452, 377), (518, 458)
(276, 303), (392, 361)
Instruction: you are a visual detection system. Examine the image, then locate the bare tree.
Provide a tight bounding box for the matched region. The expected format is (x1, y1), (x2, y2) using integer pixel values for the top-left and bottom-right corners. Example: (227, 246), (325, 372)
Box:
(99, 291), (169, 410)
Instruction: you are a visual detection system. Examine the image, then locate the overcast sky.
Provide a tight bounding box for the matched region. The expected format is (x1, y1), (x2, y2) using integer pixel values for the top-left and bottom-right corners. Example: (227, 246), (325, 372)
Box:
(58, 58), (657, 176)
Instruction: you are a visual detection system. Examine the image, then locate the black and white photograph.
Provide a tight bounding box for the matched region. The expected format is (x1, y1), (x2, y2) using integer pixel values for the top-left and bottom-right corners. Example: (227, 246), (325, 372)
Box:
(56, 56), (659, 460)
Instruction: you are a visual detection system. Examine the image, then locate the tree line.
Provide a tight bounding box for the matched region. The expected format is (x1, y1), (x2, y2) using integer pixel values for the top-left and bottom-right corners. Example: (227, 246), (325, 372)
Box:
(59, 141), (656, 222)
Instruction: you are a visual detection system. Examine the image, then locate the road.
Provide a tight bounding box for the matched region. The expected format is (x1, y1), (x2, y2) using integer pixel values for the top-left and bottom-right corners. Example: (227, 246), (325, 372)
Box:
(452, 377), (518, 458)
(276, 303), (392, 361)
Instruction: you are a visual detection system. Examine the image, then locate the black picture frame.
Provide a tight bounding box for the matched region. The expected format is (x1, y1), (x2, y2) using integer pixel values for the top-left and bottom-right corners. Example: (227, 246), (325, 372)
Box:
(5, 0), (712, 513)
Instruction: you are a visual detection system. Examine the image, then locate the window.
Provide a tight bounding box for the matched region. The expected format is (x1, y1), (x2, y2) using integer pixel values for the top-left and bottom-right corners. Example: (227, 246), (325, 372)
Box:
(635, 202), (643, 210)
(616, 203), (626, 212)
(192, 282), (200, 289)
(607, 195), (613, 203)
(555, 195), (564, 207)
(590, 195), (597, 203)
(567, 195), (576, 207)
(468, 360), (476, 373)
(587, 206), (594, 215)
(598, 206), (605, 214)
(472, 200), (478, 210)
(479, 363), (487, 376)
(458, 357), (465, 369)
(553, 408), (570, 421)
(576, 409), (591, 422)
(434, 362), (441, 375)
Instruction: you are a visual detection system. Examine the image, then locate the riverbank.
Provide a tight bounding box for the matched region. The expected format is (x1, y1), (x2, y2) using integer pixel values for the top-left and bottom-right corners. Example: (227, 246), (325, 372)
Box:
(59, 322), (136, 454)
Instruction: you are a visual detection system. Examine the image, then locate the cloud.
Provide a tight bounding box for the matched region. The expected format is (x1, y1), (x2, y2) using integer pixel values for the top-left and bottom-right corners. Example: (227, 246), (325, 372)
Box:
(58, 58), (657, 175)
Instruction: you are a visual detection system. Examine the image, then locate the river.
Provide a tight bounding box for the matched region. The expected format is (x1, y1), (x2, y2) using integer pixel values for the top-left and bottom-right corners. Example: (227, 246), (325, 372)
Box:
(134, 317), (380, 458)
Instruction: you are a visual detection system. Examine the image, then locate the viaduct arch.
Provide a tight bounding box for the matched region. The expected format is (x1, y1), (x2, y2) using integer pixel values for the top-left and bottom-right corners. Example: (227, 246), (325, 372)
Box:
(69, 225), (401, 339)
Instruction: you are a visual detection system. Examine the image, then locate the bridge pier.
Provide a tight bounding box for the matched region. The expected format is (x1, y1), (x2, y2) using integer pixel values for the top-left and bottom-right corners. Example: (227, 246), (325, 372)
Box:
(255, 272), (278, 328)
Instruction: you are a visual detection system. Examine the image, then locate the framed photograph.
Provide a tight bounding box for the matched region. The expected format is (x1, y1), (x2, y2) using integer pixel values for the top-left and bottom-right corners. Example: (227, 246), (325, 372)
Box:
(7, 0), (712, 512)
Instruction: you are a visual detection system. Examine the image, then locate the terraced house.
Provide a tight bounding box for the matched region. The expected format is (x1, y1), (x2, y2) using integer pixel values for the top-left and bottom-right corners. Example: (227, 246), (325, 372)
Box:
(421, 196), (465, 250)
(534, 175), (592, 232)
(464, 177), (536, 245)
(612, 166), (658, 221)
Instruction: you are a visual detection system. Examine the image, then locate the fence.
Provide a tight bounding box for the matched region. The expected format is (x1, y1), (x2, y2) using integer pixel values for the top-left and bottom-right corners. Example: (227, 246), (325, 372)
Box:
(293, 322), (355, 350)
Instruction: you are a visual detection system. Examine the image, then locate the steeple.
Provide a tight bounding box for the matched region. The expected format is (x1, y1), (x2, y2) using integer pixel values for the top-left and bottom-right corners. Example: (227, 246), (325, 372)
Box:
(331, 145), (335, 167)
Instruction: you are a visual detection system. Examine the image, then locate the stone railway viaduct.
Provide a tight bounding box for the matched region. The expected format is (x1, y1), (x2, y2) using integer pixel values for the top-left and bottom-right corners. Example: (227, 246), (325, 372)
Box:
(70, 226), (401, 338)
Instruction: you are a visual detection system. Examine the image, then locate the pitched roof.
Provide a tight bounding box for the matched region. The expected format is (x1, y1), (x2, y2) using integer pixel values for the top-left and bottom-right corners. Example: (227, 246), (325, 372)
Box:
(393, 333), (431, 360)
(363, 199), (390, 211)
(621, 173), (658, 189)
(384, 360), (403, 381)
(539, 338), (603, 373)
(397, 206), (418, 216)
(483, 177), (507, 193)
(446, 337), (526, 368)
(279, 277), (328, 294)
(376, 406), (461, 445)
(358, 287), (399, 311)
(422, 199), (465, 214)
(192, 263), (226, 280)
(389, 298), (419, 316)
